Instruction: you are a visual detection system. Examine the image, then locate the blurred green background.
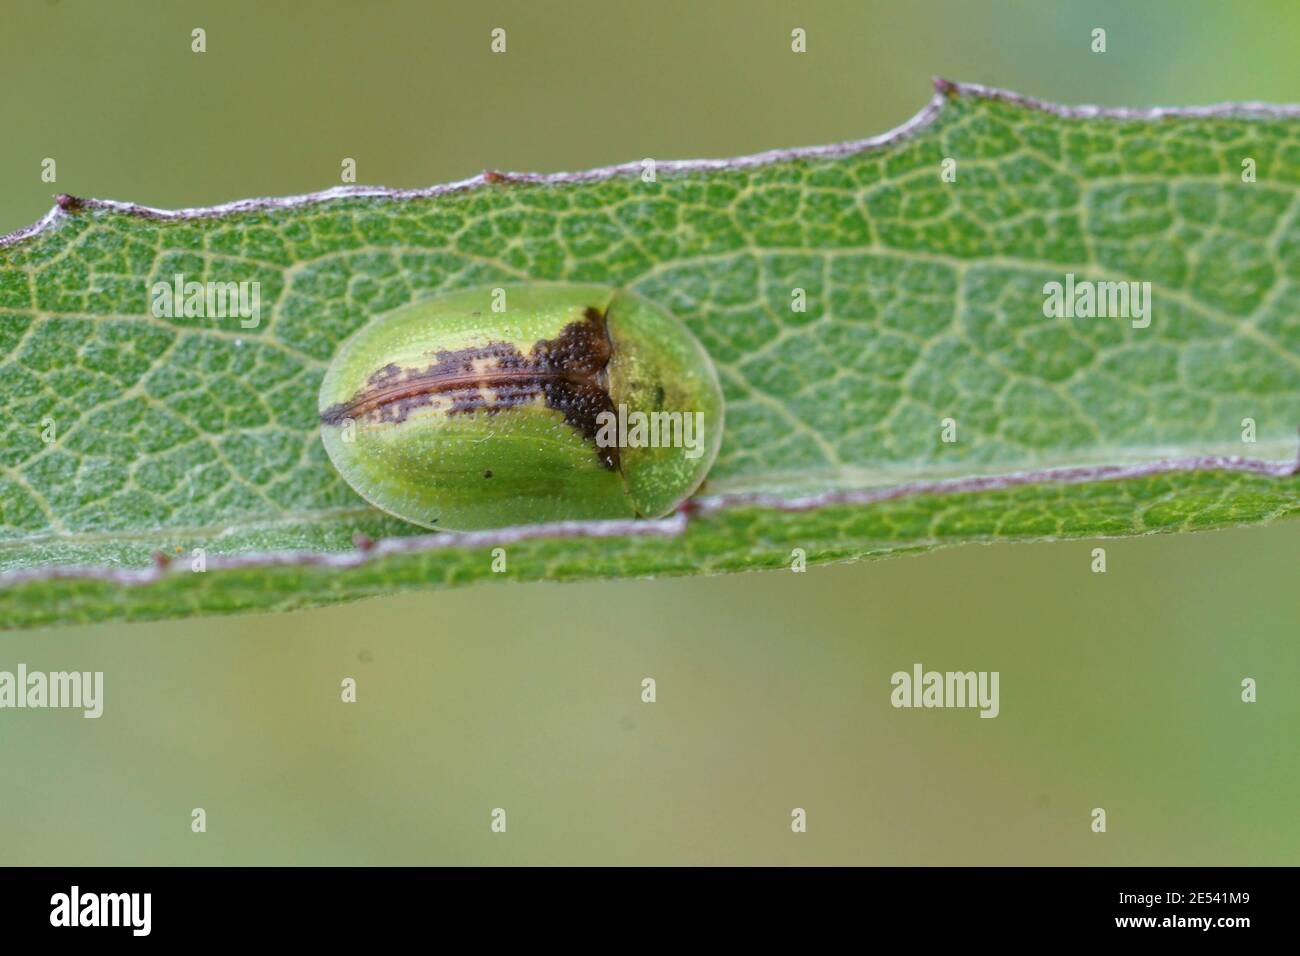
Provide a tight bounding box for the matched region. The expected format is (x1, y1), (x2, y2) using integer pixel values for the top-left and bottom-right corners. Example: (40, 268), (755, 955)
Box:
(2, 0), (1298, 865)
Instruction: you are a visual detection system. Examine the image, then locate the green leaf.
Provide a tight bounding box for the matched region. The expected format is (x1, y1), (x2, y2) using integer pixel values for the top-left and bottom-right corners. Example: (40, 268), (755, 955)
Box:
(2, 81), (1298, 630)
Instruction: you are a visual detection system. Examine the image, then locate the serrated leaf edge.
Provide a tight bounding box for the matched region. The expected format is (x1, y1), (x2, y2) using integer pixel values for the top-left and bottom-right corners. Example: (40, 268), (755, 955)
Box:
(0, 449), (1294, 591)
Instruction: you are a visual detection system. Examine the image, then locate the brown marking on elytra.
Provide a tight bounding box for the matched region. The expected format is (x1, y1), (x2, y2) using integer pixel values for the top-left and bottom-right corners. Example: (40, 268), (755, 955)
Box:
(321, 306), (621, 471)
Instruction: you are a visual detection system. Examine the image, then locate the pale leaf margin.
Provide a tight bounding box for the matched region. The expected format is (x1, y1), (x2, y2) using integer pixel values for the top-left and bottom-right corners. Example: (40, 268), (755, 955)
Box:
(1, 79), (1298, 596)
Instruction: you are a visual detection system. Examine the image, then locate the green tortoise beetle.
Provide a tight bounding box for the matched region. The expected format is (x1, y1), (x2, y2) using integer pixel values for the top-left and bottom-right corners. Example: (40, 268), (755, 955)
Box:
(318, 284), (724, 531)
